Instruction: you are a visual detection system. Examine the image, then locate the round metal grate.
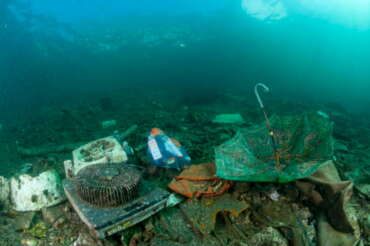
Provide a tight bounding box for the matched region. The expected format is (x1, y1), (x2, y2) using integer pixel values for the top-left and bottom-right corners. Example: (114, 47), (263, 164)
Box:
(74, 164), (142, 207)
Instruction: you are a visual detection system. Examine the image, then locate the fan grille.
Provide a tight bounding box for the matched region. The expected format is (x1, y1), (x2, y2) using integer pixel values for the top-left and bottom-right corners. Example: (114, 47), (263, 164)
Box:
(74, 164), (141, 207)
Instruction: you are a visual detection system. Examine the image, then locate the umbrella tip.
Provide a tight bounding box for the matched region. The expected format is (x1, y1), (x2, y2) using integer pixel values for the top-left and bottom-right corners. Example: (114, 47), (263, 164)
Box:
(254, 83), (270, 109)
(255, 83), (270, 92)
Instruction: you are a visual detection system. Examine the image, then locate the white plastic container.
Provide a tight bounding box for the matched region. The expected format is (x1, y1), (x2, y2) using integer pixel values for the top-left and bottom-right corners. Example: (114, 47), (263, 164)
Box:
(10, 169), (65, 212)
(71, 136), (127, 176)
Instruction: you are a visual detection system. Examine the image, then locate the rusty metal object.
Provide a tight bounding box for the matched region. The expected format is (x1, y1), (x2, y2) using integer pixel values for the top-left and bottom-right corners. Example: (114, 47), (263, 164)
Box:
(64, 178), (170, 239)
(74, 164), (141, 207)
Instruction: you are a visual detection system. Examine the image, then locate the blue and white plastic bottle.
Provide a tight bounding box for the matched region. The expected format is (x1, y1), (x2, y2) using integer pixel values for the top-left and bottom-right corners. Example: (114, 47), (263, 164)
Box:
(147, 128), (191, 169)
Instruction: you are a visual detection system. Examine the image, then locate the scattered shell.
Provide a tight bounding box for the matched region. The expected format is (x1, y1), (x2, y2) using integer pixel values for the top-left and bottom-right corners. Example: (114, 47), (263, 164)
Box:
(269, 190), (280, 201)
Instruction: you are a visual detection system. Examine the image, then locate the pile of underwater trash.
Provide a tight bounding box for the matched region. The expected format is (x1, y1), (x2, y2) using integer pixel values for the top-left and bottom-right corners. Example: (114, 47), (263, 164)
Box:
(0, 108), (369, 246)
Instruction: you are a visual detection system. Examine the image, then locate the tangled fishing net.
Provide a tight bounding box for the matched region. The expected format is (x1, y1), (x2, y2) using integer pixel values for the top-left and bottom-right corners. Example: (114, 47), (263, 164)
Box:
(215, 112), (334, 183)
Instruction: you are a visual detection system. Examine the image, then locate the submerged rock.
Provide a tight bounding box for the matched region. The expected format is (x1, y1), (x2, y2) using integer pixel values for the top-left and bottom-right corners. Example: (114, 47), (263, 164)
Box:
(41, 204), (65, 225)
(14, 212), (36, 231)
(334, 140), (349, 153)
(20, 238), (39, 246)
(357, 184), (370, 198)
(0, 176), (10, 209)
(180, 193), (249, 235)
(363, 215), (370, 239)
(69, 230), (112, 246)
(151, 207), (217, 246)
(247, 226), (288, 246)
(252, 198), (316, 245)
(25, 222), (48, 239)
(70, 233), (94, 246)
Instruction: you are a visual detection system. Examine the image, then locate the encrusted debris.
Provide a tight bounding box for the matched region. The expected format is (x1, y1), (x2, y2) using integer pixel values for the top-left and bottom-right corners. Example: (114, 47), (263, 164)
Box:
(180, 193), (249, 234)
(246, 226), (288, 246)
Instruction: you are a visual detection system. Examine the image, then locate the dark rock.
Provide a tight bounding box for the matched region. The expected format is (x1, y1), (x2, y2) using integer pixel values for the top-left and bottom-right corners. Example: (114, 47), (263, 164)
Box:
(14, 212), (36, 231)
(362, 215), (370, 238)
(42, 203), (65, 225)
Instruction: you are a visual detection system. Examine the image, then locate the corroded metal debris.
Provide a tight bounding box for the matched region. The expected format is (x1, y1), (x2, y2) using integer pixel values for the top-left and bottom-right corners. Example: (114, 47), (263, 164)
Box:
(74, 164), (141, 207)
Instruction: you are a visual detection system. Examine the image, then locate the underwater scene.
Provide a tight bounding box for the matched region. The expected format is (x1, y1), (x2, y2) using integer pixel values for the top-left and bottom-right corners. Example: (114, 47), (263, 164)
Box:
(0, 0), (370, 245)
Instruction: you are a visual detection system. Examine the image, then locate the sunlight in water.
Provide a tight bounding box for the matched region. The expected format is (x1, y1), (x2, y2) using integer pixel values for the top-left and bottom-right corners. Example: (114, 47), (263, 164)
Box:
(241, 0), (287, 21)
(298, 0), (370, 29)
(242, 0), (370, 29)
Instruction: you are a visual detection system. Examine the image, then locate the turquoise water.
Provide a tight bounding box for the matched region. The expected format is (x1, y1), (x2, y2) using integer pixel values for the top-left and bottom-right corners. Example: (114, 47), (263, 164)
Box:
(0, 1), (369, 245)
(1, 0), (369, 121)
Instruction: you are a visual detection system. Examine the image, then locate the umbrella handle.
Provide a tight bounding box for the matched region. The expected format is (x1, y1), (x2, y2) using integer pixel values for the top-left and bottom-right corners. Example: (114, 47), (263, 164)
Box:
(254, 83), (270, 109)
(254, 83), (279, 163)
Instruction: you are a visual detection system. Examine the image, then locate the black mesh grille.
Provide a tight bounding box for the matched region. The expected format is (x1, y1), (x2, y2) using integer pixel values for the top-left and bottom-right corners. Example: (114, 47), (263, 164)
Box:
(74, 164), (142, 207)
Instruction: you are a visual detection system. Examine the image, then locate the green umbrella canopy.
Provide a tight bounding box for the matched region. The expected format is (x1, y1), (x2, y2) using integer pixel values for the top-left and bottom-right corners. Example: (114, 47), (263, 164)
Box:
(215, 112), (334, 183)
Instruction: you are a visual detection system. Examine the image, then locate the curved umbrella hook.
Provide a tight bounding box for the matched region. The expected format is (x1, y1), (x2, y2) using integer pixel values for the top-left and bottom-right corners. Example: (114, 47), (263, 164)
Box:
(254, 83), (270, 109)
(254, 83), (280, 167)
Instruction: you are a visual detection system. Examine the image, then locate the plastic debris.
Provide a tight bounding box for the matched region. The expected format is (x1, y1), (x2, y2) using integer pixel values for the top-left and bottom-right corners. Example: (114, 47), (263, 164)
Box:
(71, 136), (127, 176)
(296, 161), (362, 245)
(113, 124), (138, 141)
(317, 214), (359, 246)
(168, 163), (232, 198)
(166, 193), (184, 207)
(212, 114), (245, 124)
(317, 110), (330, 119)
(121, 141), (134, 156)
(10, 169), (65, 212)
(101, 120), (117, 129)
(147, 128), (191, 169)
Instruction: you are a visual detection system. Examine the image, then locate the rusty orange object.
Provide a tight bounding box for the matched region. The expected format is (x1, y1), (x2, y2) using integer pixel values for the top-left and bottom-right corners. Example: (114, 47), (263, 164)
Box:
(150, 128), (181, 147)
(168, 163), (233, 198)
(150, 128), (163, 136)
